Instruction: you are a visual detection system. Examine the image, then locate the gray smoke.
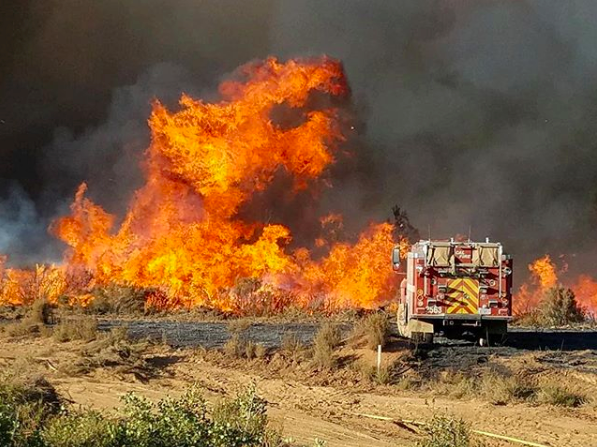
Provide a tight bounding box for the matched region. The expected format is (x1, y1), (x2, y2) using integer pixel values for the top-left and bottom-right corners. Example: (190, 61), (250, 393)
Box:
(42, 63), (199, 216)
(0, 184), (59, 265)
(271, 0), (597, 273)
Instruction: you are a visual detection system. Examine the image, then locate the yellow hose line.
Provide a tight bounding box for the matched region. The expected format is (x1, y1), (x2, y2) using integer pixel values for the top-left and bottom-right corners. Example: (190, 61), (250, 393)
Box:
(357, 413), (550, 447)
(471, 430), (549, 447)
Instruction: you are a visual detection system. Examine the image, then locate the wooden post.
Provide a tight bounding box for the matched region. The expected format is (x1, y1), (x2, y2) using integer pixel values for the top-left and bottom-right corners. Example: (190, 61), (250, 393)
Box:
(377, 344), (382, 374)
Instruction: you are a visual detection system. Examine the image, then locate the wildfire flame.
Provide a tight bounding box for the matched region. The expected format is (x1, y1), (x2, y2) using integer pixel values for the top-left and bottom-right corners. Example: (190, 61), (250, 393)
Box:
(516, 254), (597, 316)
(0, 57), (400, 312)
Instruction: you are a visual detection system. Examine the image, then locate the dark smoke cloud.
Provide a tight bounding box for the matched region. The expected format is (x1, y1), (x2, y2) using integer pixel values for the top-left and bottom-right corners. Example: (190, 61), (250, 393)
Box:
(2, 0), (597, 278)
(42, 63), (199, 216)
(271, 0), (597, 273)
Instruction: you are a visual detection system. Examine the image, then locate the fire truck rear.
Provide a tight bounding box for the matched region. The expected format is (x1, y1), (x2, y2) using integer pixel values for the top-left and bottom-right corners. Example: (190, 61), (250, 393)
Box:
(392, 239), (513, 345)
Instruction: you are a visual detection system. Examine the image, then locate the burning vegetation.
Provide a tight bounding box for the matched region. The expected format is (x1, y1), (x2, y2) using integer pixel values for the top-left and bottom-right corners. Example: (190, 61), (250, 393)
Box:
(1, 56), (596, 320)
(0, 57), (399, 313)
(516, 254), (596, 322)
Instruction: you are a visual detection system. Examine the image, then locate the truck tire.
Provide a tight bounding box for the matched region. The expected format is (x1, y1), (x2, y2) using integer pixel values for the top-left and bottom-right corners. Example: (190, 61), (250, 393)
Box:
(411, 332), (434, 344)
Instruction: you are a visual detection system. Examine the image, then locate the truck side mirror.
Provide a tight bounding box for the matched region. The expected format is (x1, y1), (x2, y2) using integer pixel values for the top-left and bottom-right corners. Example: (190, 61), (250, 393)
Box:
(392, 247), (401, 271)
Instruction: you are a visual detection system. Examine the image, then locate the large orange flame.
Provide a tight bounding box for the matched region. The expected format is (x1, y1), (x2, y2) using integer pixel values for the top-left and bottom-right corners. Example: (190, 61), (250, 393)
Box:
(0, 57), (401, 312)
(528, 255), (557, 289)
(516, 254), (597, 316)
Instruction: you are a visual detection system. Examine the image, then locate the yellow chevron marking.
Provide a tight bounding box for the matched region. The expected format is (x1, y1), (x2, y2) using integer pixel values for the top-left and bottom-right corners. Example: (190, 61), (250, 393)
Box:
(445, 278), (479, 314)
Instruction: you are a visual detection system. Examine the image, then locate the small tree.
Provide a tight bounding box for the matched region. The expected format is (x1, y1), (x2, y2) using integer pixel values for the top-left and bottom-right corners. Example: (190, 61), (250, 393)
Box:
(540, 286), (585, 326)
(392, 206), (420, 243)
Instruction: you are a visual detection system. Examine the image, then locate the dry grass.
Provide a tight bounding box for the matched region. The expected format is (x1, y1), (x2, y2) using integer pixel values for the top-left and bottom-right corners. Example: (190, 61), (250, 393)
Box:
(224, 333), (246, 358)
(427, 368), (590, 408)
(517, 286), (586, 327)
(312, 340), (335, 370)
(315, 323), (342, 348)
(88, 284), (146, 315)
(53, 316), (98, 343)
(536, 379), (587, 407)
(0, 305), (26, 321)
(228, 318), (252, 333)
(244, 341), (257, 359)
(429, 371), (513, 402)
(395, 375), (422, 391)
(352, 360), (395, 385)
(255, 344), (268, 359)
(222, 333), (267, 361)
(6, 320), (45, 337)
(312, 323), (342, 370)
(59, 326), (149, 376)
(479, 373), (535, 405)
(353, 312), (391, 350)
(541, 286), (585, 326)
(28, 299), (54, 325)
(4, 300), (54, 338)
(281, 332), (305, 361)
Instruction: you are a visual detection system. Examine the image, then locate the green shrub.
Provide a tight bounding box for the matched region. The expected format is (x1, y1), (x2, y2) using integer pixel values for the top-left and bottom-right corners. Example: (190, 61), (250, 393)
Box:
(43, 411), (120, 447)
(211, 385), (273, 447)
(0, 377), (60, 447)
(417, 415), (485, 447)
(0, 379), (284, 447)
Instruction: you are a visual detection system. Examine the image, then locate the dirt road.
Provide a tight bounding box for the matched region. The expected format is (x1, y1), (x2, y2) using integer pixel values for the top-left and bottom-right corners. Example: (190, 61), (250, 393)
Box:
(48, 352), (597, 447)
(2, 324), (597, 447)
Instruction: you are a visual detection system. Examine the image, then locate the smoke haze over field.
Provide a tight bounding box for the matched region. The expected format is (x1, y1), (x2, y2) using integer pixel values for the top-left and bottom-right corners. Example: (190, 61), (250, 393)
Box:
(2, 0), (597, 276)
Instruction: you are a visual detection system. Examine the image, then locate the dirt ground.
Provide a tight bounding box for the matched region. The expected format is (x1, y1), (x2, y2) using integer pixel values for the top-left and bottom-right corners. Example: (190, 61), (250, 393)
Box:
(1, 329), (597, 447)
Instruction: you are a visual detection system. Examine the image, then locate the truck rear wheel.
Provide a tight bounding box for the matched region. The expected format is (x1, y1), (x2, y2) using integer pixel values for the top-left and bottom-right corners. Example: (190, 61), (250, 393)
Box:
(412, 332), (434, 344)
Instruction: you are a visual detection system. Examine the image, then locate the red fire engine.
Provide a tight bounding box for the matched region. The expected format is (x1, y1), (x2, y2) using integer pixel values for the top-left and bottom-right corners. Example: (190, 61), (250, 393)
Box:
(392, 239), (513, 345)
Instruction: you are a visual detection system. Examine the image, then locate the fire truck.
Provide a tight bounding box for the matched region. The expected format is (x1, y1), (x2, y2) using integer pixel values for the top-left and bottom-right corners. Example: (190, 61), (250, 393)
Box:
(392, 239), (513, 345)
